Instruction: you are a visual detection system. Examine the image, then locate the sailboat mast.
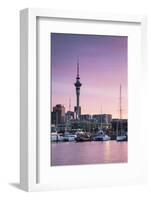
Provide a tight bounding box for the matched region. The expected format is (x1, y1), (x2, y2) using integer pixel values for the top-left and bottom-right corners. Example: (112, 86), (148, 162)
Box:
(69, 98), (71, 112)
(101, 105), (102, 129)
(119, 84), (123, 135)
(116, 85), (122, 136)
(120, 84), (122, 120)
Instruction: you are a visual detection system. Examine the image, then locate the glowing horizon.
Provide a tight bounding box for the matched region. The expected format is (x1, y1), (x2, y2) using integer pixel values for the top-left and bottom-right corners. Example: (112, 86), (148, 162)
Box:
(51, 33), (128, 119)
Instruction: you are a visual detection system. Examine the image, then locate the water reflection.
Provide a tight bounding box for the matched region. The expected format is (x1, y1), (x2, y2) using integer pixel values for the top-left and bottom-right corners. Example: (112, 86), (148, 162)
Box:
(51, 141), (128, 166)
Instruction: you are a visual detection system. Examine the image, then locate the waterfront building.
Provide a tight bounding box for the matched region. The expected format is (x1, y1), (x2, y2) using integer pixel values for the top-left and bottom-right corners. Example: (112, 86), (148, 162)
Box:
(103, 114), (112, 124)
(92, 114), (112, 124)
(80, 114), (91, 121)
(70, 119), (98, 132)
(51, 104), (65, 125)
(65, 111), (74, 122)
(56, 124), (66, 133)
(112, 118), (128, 133)
(51, 111), (56, 125)
(74, 59), (82, 119)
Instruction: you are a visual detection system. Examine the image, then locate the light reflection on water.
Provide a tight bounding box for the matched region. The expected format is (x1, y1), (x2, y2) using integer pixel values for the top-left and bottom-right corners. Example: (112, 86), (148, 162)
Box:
(51, 141), (128, 166)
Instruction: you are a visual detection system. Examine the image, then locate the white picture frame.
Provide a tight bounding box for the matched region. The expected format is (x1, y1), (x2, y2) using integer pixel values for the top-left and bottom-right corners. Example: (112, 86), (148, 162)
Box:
(20, 8), (147, 192)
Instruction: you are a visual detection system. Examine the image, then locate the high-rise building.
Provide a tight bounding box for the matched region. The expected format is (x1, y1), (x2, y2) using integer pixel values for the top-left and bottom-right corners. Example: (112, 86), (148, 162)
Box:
(51, 104), (65, 125)
(74, 59), (82, 119)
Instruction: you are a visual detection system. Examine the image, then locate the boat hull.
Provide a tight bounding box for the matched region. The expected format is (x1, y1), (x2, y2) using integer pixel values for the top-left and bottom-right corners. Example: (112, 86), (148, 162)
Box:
(116, 135), (127, 142)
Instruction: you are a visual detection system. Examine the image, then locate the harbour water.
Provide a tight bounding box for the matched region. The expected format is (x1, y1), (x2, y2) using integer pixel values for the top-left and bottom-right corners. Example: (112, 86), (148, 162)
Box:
(51, 141), (128, 166)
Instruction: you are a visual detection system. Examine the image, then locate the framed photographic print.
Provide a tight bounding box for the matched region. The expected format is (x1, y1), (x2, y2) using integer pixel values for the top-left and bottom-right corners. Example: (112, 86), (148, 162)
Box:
(20, 8), (147, 191)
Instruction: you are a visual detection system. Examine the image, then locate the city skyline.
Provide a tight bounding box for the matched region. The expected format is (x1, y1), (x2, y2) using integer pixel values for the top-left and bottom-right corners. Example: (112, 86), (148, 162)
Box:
(51, 33), (128, 118)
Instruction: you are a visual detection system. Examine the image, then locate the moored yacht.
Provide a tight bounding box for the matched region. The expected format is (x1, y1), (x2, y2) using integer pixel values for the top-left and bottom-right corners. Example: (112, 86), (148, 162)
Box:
(51, 132), (64, 142)
(116, 135), (127, 142)
(75, 130), (91, 142)
(63, 131), (77, 141)
(93, 129), (110, 141)
(51, 125), (64, 142)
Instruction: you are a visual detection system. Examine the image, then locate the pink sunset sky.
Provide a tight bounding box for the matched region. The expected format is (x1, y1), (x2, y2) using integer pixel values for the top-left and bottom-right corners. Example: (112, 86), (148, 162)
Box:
(51, 33), (128, 119)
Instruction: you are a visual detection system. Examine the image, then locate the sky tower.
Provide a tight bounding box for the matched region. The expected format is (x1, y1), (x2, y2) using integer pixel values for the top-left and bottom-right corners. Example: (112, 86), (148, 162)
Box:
(74, 59), (82, 119)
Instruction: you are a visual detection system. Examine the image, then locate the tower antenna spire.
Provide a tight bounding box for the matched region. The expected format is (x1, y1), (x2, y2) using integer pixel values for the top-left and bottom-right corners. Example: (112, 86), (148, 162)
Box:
(77, 57), (79, 78)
